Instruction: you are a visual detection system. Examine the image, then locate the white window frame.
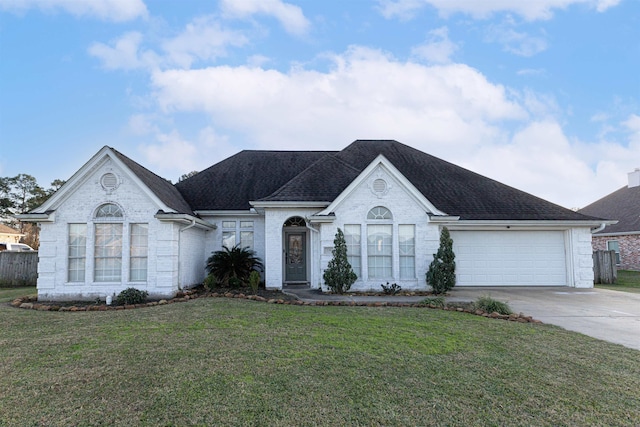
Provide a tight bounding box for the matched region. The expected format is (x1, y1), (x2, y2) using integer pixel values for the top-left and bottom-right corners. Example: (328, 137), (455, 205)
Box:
(68, 224), (86, 282)
(129, 223), (148, 282)
(399, 224), (415, 279)
(222, 220), (254, 249)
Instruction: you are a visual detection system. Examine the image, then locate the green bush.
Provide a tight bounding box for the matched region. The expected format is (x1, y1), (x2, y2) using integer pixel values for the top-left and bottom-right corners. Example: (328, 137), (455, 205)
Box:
(116, 287), (149, 305)
(474, 295), (512, 315)
(203, 274), (217, 290)
(323, 228), (357, 294)
(426, 226), (456, 295)
(228, 277), (243, 288)
(249, 271), (260, 294)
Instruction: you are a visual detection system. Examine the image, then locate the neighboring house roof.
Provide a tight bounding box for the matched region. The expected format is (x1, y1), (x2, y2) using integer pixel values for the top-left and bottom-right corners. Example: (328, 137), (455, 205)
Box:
(0, 224), (22, 236)
(111, 148), (194, 215)
(175, 150), (336, 211)
(255, 140), (599, 221)
(579, 185), (640, 234)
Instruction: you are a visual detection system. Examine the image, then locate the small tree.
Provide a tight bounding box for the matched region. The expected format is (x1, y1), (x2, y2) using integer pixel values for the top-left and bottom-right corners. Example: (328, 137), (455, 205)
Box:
(323, 228), (357, 294)
(426, 226), (456, 295)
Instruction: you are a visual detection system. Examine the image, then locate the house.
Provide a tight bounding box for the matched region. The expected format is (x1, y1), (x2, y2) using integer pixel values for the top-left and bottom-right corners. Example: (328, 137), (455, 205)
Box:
(0, 223), (24, 244)
(578, 169), (640, 271)
(18, 140), (607, 301)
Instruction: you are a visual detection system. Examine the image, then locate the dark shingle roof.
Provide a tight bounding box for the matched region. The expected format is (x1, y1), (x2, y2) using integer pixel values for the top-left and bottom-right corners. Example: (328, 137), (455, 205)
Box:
(258, 140), (599, 221)
(175, 150), (335, 210)
(111, 148), (194, 215)
(578, 185), (640, 234)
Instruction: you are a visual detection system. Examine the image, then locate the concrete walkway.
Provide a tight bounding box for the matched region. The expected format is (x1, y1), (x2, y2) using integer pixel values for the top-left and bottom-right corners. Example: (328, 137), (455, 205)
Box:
(283, 286), (640, 351)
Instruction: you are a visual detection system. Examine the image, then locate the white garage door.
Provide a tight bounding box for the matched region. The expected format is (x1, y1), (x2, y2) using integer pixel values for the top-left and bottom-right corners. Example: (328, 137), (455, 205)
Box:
(451, 230), (567, 286)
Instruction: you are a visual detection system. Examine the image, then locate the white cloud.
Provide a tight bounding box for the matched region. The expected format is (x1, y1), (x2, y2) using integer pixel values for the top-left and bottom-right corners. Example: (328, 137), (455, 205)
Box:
(150, 46), (525, 158)
(485, 19), (548, 56)
(220, 0), (310, 36)
(161, 16), (248, 69)
(517, 68), (547, 76)
(0, 0), (147, 21)
(410, 26), (458, 64)
(137, 127), (239, 180)
(378, 0), (622, 21)
(89, 16), (247, 71)
(88, 32), (155, 70)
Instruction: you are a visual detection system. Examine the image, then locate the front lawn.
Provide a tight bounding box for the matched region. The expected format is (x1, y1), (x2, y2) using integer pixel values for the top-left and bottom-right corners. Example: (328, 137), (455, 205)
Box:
(0, 286), (35, 303)
(597, 269), (640, 293)
(1, 297), (639, 426)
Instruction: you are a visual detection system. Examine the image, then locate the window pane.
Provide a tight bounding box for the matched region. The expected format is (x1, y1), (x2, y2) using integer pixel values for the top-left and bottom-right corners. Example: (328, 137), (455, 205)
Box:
(240, 221), (253, 228)
(222, 231), (236, 249)
(367, 206), (392, 220)
(95, 223), (122, 282)
(68, 224), (86, 282)
(367, 224), (392, 278)
(344, 225), (361, 277)
(130, 224), (148, 282)
(240, 231), (253, 249)
(399, 225), (415, 279)
(96, 203), (123, 218)
(222, 221), (235, 229)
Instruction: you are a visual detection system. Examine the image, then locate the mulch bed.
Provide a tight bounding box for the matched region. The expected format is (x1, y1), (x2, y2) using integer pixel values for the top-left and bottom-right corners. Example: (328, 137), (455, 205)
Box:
(7, 285), (541, 323)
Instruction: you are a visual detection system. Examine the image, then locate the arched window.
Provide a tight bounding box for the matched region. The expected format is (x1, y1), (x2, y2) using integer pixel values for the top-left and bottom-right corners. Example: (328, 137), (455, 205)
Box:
(367, 206), (392, 220)
(95, 203), (123, 218)
(284, 216), (306, 227)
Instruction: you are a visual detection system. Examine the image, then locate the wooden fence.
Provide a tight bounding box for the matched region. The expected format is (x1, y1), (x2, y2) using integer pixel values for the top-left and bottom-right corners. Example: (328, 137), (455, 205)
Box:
(0, 251), (38, 287)
(593, 250), (617, 284)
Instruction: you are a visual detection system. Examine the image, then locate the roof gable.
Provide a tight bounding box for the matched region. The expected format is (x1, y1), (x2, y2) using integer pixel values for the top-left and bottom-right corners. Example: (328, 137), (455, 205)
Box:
(32, 146), (193, 215)
(579, 185), (640, 234)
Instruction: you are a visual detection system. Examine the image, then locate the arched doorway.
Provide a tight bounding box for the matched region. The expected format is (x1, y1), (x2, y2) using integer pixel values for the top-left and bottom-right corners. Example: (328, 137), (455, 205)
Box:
(283, 216), (307, 283)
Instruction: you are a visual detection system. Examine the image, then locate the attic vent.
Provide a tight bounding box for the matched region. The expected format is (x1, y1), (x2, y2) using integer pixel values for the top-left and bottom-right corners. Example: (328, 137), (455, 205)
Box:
(371, 178), (389, 198)
(101, 173), (119, 192)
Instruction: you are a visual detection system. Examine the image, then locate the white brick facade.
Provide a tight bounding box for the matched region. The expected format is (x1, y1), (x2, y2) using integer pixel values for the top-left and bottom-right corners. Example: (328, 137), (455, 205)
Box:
(25, 145), (599, 301)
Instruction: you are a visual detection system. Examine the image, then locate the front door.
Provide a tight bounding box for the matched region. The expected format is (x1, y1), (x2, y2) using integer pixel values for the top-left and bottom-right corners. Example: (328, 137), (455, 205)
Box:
(285, 232), (306, 282)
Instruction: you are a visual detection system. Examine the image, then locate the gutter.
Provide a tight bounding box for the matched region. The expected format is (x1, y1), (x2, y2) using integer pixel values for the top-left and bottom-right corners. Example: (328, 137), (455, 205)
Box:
(590, 223), (607, 234)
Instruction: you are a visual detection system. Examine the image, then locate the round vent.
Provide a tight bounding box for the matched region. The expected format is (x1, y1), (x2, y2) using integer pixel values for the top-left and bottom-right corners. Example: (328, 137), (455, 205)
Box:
(373, 179), (387, 193)
(100, 173), (119, 192)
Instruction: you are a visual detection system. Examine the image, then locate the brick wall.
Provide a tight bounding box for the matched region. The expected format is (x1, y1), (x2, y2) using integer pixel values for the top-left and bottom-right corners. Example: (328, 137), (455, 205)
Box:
(592, 234), (640, 271)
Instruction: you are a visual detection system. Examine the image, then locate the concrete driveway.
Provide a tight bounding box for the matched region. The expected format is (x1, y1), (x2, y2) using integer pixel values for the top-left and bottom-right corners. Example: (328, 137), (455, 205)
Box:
(449, 287), (640, 351)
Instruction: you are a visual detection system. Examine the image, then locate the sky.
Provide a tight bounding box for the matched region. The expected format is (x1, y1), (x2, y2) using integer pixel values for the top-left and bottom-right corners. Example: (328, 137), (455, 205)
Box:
(0, 0), (639, 210)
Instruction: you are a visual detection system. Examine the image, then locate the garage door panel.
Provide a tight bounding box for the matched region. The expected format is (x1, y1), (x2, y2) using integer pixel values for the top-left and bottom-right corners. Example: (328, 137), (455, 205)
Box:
(451, 231), (567, 287)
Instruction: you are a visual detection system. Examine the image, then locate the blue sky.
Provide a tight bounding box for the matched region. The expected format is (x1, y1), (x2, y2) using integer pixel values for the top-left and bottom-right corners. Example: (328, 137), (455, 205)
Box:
(0, 0), (638, 209)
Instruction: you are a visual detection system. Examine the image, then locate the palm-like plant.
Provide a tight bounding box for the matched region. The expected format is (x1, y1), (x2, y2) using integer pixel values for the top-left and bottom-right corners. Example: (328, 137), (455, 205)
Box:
(205, 245), (264, 286)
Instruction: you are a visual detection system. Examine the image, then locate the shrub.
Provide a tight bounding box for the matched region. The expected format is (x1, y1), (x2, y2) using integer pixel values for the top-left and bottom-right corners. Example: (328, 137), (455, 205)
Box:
(228, 277), (243, 288)
(116, 287), (148, 305)
(203, 274), (217, 290)
(474, 295), (512, 315)
(381, 282), (402, 295)
(426, 226), (456, 295)
(206, 245), (264, 287)
(249, 270), (260, 294)
(323, 228), (357, 294)
(421, 296), (445, 308)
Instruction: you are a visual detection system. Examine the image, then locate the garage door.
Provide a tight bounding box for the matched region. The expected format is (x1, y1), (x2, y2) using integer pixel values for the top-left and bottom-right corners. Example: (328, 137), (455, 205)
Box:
(451, 231), (567, 286)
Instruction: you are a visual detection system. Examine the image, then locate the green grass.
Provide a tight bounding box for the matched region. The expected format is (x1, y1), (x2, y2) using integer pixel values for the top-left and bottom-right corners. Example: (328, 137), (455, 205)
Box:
(597, 270), (640, 293)
(0, 286), (35, 303)
(1, 297), (639, 426)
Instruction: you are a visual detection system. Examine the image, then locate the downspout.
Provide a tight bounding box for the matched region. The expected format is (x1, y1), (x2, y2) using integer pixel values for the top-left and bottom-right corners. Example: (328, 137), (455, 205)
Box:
(177, 219), (197, 291)
(591, 223), (606, 234)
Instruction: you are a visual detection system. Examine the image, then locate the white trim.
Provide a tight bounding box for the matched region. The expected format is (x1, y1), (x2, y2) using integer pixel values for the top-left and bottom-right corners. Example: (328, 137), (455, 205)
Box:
(315, 154), (447, 217)
(196, 209), (262, 217)
(250, 201), (329, 208)
(593, 231), (640, 237)
(154, 213), (215, 230)
(440, 220), (611, 230)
